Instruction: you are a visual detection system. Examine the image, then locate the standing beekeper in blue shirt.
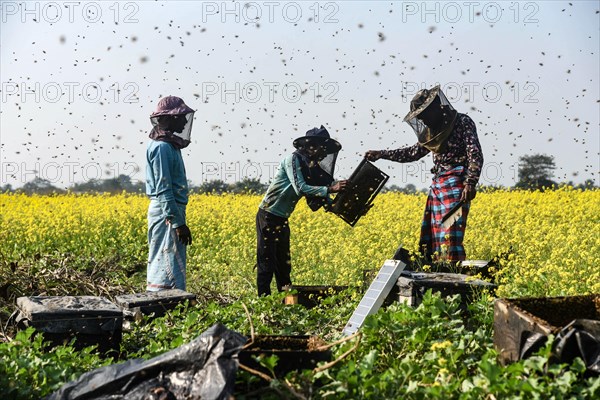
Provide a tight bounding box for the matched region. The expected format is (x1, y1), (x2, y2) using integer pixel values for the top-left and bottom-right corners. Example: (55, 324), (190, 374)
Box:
(256, 126), (348, 296)
(145, 96), (195, 291)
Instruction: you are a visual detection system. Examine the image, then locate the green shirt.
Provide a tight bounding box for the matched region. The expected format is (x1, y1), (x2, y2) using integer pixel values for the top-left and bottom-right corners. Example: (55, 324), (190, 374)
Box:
(259, 153), (330, 218)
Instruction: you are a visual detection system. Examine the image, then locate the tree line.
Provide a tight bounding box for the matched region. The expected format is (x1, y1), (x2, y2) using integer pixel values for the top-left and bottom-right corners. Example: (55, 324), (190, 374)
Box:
(1, 154), (596, 195)
(0, 175), (269, 195)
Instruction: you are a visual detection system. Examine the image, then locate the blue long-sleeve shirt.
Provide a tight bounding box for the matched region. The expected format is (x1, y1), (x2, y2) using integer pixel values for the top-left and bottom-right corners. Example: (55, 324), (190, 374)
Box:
(259, 153), (330, 218)
(146, 140), (188, 228)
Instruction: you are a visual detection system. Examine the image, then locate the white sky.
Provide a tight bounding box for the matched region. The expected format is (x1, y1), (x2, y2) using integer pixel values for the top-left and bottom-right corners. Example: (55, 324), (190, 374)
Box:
(1, 0), (599, 189)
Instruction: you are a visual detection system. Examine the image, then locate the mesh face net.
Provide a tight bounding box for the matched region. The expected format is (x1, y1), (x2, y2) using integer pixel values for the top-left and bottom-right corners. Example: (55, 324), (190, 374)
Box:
(405, 88), (455, 141)
(151, 112), (195, 142)
(299, 148), (338, 187)
(299, 138), (340, 185)
(317, 151), (338, 180)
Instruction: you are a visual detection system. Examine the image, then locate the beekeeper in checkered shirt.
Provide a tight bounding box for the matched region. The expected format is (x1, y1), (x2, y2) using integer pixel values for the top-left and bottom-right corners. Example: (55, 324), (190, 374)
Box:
(366, 85), (484, 263)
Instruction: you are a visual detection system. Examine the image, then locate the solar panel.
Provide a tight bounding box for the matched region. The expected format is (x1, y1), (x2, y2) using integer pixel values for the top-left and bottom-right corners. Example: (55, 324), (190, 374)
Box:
(342, 259), (406, 336)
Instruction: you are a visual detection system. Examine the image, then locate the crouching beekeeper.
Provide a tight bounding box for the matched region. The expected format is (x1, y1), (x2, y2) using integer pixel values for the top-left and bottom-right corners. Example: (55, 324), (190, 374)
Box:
(256, 126), (348, 296)
(145, 96), (195, 291)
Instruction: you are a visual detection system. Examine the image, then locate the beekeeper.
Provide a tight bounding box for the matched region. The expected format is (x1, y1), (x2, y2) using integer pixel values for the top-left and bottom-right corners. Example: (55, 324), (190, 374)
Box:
(256, 126), (347, 296)
(145, 96), (195, 291)
(365, 85), (484, 262)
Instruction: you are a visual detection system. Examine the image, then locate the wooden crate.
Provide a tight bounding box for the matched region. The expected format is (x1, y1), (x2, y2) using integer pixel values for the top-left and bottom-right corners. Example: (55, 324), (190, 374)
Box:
(493, 294), (600, 364)
(284, 285), (347, 308)
(239, 335), (331, 377)
(115, 289), (197, 318)
(15, 296), (123, 355)
(395, 271), (496, 307)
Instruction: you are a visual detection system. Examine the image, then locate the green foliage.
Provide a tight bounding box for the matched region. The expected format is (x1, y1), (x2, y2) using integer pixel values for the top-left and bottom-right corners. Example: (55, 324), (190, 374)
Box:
(0, 328), (110, 399)
(123, 290), (360, 359)
(516, 153), (557, 190)
(1, 291), (597, 399)
(191, 178), (267, 194)
(315, 291), (598, 399)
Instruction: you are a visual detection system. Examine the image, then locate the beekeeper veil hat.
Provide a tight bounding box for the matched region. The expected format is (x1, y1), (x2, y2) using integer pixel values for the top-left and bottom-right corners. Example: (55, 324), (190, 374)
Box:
(150, 96), (195, 148)
(403, 85), (457, 153)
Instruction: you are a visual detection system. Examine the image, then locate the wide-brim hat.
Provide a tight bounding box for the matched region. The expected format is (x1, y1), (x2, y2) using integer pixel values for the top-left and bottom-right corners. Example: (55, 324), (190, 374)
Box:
(403, 85), (441, 122)
(293, 125), (342, 154)
(150, 96), (195, 118)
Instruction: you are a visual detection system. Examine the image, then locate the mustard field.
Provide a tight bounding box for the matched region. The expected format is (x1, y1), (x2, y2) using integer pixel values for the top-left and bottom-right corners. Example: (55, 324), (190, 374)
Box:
(1, 188), (598, 298)
(2, 188), (600, 399)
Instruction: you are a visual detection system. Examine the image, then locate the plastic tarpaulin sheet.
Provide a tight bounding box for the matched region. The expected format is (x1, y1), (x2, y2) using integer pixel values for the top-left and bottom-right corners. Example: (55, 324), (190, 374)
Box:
(554, 319), (600, 375)
(519, 319), (600, 376)
(46, 323), (247, 400)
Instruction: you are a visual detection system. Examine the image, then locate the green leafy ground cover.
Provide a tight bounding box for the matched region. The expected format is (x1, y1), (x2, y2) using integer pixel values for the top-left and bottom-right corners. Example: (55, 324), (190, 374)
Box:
(1, 290), (598, 399)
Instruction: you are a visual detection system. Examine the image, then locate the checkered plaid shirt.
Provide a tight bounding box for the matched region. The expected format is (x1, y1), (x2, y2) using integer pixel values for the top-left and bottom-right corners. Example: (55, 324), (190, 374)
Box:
(380, 113), (484, 185)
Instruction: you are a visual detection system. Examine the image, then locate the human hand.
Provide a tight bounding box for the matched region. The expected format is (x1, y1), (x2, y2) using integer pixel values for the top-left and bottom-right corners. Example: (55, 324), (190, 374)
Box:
(175, 224), (192, 245)
(328, 180), (348, 193)
(460, 184), (477, 202)
(364, 150), (383, 162)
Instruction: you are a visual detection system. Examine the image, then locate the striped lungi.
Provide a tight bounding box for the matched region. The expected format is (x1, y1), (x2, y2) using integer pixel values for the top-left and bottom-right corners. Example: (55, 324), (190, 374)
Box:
(419, 166), (470, 262)
(147, 199), (187, 291)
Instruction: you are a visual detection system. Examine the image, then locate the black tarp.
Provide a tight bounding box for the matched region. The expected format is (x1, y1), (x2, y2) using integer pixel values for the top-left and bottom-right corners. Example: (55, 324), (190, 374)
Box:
(519, 319), (600, 376)
(46, 323), (247, 400)
(553, 319), (600, 375)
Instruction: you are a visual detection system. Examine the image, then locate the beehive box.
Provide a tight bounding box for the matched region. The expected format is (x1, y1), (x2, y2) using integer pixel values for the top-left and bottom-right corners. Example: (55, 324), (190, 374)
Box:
(284, 285), (348, 308)
(395, 271), (497, 307)
(239, 335), (331, 377)
(114, 289), (197, 318)
(15, 296), (123, 355)
(493, 294), (600, 365)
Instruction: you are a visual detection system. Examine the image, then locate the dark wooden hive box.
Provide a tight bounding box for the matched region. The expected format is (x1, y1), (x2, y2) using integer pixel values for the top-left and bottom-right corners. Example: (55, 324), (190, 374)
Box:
(284, 285), (348, 308)
(394, 271), (497, 307)
(15, 295), (123, 354)
(115, 289), (197, 318)
(239, 335), (332, 377)
(493, 294), (600, 364)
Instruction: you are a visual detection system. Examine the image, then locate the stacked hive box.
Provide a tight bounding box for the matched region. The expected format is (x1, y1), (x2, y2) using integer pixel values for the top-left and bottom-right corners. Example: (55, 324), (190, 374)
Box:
(493, 294), (600, 365)
(15, 290), (197, 354)
(15, 296), (123, 355)
(394, 271), (497, 307)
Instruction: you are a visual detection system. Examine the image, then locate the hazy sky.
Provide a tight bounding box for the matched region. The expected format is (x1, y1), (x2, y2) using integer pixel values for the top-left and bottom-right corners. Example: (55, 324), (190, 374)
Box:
(1, 0), (598, 189)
